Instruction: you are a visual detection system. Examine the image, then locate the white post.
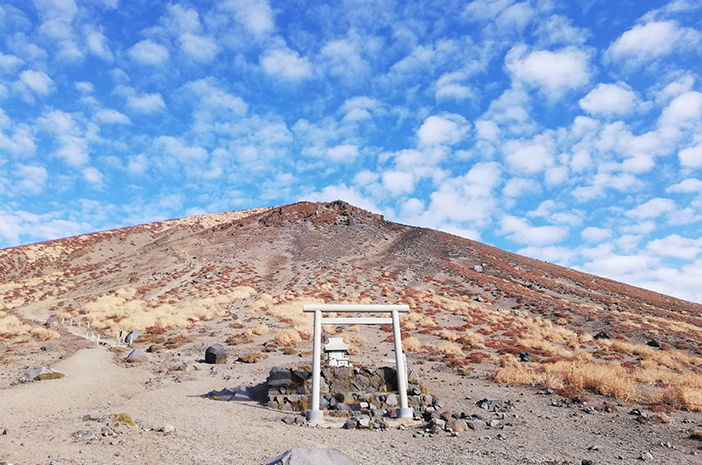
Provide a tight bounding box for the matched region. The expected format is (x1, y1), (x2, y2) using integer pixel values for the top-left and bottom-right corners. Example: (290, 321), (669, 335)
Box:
(307, 309), (323, 421)
(392, 310), (413, 418)
(61, 318), (64, 325)
(96, 334), (100, 345)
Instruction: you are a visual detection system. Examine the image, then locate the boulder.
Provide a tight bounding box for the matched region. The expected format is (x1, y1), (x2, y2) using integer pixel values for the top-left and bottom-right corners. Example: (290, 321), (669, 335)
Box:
(205, 344), (227, 364)
(125, 330), (139, 346)
(446, 419), (468, 432)
(45, 316), (59, 326)
(125, 349), (147, 363)
(467, 419), (486, 430)
(20, 365), (66, 382)
(647, 339), (661, 348)
(268, 367), (293, 387)
(519, 351), (533, 362)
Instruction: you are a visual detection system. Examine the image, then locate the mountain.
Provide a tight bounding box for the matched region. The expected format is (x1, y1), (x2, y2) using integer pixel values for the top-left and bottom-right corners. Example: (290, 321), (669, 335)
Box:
(1, 200), (701, 407)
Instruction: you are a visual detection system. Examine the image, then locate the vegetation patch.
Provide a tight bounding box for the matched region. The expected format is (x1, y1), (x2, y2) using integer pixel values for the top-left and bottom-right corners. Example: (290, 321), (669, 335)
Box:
(239, 352), (268, 363)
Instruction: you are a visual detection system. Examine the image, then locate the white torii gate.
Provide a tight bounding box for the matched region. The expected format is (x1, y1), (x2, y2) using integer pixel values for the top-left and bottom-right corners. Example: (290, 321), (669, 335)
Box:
(303, 303), (414, 421)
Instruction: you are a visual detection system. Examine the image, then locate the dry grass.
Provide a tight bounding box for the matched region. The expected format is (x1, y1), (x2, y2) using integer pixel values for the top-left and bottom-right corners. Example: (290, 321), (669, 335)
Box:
(438, 341), (464, 357)
(517, 336), (572, 358)
(226, 333), (253, 345)
(238, 352), (268, 363)
(274, 329), (302, 347)
(437, 330), (460, 341)
(403, 336), (421, 352)
(82, 287), (255, 336)
(113, 413), (135, 427)
(250, 324), (269, 335)
(491, 351), (702, 411)
(261, 298), (324, 338)
(459, 331), (485, 349)
(35, 371), (66, 381)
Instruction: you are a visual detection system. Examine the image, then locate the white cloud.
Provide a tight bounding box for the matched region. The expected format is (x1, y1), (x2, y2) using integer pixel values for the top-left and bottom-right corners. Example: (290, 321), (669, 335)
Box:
(658, 91), (702, 132)
(505, 45), (590, 96)
(327, 144), (358, 161)
(475, 120), (500, 141)
(607, 21), (700, 66)
(655, 75), (695, 105)
(75, 81), (94, 93)
(36, 110), (92, 166)
(19, 70), (55, 95)
(581, 253), (659, 280)
(353, 170), (377, 186)
(499, 215), (569, 246)
(435, 72), (473, 101)
(16, 165), (48, 194)
(0, 117), (36, 157)
(518, 246), (577, 265)
(0, 53), (23, 72)
(647, 234), (702, 259)
(401, 198), (424, 217)
(667, 178), (702, 193)
(129, 40), (169, 65)
(184, 79), (247, 114)
(341, 96), (382, 122)
(582, 226), (612, 243)
(417, 114), (470, 146)
(535, 14), (588, 46)
(679, 145), (702, 168)
(579, 83), (638, 116)
(180, 34), (218, 63)
(625, 198), (676, 220)
(503, 178), (539, 197)
(527, 200), (558, 218)
(157, 136), (208, 163)
(222, 0), (275, 35)
(261, 48), (312, 79)
(94, 109), (130, 125)
(503, 139), (553, 174)
(83, 166), (103, 185)
(84, 27), (113, 61)
(382, 171), (415, 195)
(126, 93), (166, 113)
(320, 39), (369, 81)
(128, 154), (148, 174)
(419, 162), (502, 228)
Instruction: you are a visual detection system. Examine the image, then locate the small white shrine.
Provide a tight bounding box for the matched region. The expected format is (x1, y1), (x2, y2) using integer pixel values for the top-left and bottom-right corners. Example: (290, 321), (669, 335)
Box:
(324, 337), (350, 367)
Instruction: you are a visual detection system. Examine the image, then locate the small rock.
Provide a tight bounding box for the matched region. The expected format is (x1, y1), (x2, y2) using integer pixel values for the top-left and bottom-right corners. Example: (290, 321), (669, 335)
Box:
(343, 419), (357, 429)
(646, 339), (661, 348)
(594, 331), (612, 340)
(282, 416), (295, 425)
(640, 451), (653, 460)
(45, 316), (59, 326)
(159, 425), (175, 433)
(519, 351), (533, 362)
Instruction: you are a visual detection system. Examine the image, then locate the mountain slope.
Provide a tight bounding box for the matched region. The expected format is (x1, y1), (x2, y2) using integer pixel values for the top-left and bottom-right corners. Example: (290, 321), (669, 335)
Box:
(1, 200), (701, 408)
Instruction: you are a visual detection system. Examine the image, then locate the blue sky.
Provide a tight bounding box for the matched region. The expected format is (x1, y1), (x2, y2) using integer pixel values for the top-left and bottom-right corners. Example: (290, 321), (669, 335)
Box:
(2, 0), (702, 303)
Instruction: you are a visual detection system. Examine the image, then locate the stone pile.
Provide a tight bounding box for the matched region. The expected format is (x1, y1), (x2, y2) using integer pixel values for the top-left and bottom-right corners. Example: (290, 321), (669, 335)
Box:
(416, 398), (516, 437)
(266, 365), (432, 418)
